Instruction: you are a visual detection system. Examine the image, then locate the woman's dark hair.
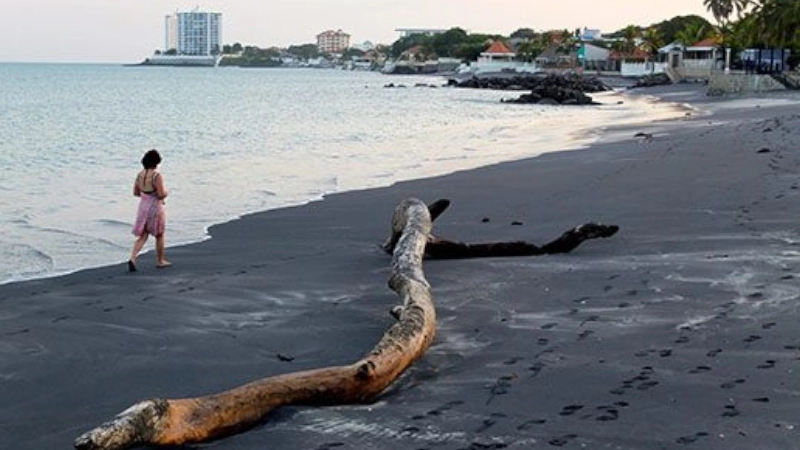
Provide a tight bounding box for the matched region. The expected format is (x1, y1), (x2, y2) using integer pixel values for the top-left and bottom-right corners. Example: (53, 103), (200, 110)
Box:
(141, 149), (162, 169)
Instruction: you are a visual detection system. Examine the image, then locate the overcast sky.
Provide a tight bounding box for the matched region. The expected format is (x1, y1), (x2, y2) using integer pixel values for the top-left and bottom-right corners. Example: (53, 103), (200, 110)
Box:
(2, 0), (714, 63)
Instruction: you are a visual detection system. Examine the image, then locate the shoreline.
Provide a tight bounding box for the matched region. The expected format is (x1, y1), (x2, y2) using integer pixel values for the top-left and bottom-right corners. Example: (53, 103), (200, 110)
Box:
(5, 84), (800, 449)
(0, 79), (689, 287)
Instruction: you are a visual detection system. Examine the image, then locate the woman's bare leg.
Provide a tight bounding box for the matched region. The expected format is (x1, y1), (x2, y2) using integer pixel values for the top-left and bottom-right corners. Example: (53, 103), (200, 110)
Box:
(130, 234), (149, 263)
(156, 235), (170, 267)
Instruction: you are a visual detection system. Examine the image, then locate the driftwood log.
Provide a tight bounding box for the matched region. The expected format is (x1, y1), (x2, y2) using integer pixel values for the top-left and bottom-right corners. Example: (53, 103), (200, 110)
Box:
(74, 198), (437, 450)
(74, 197), (618, 450)
(383, 198), (619, 258)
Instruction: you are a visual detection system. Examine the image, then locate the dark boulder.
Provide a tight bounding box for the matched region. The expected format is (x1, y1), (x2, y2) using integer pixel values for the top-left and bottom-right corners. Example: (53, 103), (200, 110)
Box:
(460, 73), (609, 105)
(632, 73), (672, 88)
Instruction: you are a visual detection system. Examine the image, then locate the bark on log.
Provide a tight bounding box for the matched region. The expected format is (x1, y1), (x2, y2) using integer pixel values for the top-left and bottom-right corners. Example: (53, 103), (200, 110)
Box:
(74, 198), (436, 450)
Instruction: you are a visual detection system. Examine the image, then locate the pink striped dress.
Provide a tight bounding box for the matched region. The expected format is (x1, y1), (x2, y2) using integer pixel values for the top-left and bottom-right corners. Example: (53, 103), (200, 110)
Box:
(132, 171), (166, 237)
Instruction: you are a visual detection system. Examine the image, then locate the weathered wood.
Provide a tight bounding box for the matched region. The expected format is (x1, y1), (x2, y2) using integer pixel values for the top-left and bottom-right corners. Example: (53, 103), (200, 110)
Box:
(74, 198), (436, 450)
(382, 198), (449, 254)
(425, 222), (619, 259)
(381, 199), (618, 259)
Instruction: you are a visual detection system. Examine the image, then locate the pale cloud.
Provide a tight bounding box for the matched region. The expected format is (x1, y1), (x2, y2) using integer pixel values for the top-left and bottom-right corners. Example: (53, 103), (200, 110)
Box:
(1, 0), (713, 63)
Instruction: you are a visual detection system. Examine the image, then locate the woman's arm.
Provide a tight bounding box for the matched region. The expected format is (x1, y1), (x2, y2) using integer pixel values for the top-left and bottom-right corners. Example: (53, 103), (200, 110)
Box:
(155, 172), (168, 199)
(133, 178), (141, 197)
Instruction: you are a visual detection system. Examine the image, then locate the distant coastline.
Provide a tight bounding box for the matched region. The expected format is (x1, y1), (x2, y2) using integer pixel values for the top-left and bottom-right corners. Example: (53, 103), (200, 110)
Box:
(134, 55), (220, 67)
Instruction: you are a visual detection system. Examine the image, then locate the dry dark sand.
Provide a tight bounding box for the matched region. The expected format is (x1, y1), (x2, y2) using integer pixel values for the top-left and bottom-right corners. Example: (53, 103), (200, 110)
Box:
(3, 85), (800, 450)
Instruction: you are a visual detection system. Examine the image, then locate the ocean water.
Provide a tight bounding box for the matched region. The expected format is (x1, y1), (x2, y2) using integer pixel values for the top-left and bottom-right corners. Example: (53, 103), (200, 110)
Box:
(0, 64), (684, 284)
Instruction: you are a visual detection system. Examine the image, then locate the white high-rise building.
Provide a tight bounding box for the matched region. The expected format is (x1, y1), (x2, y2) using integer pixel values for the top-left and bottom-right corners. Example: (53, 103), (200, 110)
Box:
(165, 9), (222, 56)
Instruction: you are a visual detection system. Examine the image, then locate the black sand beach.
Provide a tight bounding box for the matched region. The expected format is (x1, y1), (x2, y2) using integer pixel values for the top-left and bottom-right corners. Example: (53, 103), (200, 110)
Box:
(3, 84), (800, 450)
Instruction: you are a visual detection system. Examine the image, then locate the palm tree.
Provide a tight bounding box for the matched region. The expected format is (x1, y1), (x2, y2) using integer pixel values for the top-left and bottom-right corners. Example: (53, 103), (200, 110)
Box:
(755, 0), (800, 48)
(703, 0), (754, 25)
(640, 27), (664, 58)
(675, 21), (713, 46)
(621, 25), (641, 56)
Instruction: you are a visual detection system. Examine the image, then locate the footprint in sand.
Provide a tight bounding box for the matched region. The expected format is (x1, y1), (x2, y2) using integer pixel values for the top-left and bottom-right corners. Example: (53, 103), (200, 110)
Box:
(314, 443), (345, 450)
(486, 376), (516, 404)
(594, 405), (620, 422)
(757, 360), (776, 369)
(580, 315), (599, 326)
(548, 434), (579, 447)
(421, 400), (464, 418)
(577, 330), (594, 341)
(720, 378), (747, 389)
(529, 362), (545, 377)
(517, 418), (547, 430)
(743, 334), (762, 344)
(722, 404), (741, 418)
(688, 365), (712, 374)
(676, 431), (709, 445)
(558, 404), (584, 416)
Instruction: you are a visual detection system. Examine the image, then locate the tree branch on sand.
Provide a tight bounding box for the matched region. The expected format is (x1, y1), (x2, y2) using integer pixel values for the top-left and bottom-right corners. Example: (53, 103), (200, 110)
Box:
(74, 198), (618, 450)
(383, 198), (619, 259)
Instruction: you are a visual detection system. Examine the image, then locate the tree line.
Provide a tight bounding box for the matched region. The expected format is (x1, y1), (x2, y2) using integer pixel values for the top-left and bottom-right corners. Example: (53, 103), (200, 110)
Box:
(207, 0), (799, 68)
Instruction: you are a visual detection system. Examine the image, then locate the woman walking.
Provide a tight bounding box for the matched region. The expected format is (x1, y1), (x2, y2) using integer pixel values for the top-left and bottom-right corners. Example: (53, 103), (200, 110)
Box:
(128, 149), (171, 272)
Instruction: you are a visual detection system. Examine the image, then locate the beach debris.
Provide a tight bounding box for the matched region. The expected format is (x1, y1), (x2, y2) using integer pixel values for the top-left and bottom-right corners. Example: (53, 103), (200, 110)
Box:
(757, 147), (771, 153)
(511, 220), (524, 226)
(75, 198), (620, 450)
(74, 198), (438, 450)
(276, 353), (295, 362)
(632, 72), (672, 88)
(383, 200), (618, 260)
(634, 132), (654, 143)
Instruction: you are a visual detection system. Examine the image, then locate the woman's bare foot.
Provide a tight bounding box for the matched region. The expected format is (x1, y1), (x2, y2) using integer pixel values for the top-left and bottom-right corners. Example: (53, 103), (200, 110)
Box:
(156, 260), (172, 269)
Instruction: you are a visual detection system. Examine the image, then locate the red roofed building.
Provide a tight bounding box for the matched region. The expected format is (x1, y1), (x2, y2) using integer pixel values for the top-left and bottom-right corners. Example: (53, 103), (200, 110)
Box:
(610, 47), (652, 61)
(480, 40), (516, 63)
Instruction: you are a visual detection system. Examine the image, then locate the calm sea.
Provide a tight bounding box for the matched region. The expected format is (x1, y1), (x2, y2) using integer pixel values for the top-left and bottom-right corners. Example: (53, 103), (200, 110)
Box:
(0, 64), (683, 284)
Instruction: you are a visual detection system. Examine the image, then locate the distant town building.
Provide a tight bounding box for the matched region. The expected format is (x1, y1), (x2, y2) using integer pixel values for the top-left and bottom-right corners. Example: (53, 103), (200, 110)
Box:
(395, 28), (449, 38)
(165, 9), (222, 56)
(352, 40), (376, 52)
(579, 27), (603, 41)
(316, 29), (350, 54)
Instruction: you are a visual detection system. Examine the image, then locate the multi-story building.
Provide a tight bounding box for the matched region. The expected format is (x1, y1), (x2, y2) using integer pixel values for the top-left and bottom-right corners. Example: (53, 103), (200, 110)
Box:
(316, 29), (350, 54)
(165, 9), (222, 56)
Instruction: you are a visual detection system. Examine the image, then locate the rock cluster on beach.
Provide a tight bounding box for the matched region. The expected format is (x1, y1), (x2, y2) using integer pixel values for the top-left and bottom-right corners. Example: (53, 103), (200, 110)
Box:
(632, 72), (673, 88)
(455, 73), (611, 105)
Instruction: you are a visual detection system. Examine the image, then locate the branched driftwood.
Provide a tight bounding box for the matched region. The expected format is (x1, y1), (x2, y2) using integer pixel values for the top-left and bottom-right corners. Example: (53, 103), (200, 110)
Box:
(75, 197), (619, 450)
(383, 198), (619, 258)
(74, 198), (436, 450)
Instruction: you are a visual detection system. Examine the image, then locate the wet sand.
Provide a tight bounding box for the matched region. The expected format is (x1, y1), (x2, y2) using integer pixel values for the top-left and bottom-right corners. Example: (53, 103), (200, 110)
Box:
(3, 84), (800, 450)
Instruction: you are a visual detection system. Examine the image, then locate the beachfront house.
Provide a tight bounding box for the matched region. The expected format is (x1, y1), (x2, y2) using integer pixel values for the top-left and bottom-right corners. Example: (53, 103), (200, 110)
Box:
(740, 48), (792, 73)
(681, 38), (723, 79)
(534, 45), (573, 69)
(578, 42), (612, 72)
(613, 47), (660, 77)
(458, 40), (539, 75)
